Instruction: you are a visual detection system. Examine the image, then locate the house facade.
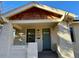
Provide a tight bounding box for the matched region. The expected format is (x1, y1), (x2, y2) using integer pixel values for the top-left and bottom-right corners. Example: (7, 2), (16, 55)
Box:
(0, 2), (79, 58)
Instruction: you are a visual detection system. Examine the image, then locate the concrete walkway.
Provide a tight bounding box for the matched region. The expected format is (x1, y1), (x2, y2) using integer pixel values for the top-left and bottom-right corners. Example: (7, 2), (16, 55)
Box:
(38, 50), (58, 58)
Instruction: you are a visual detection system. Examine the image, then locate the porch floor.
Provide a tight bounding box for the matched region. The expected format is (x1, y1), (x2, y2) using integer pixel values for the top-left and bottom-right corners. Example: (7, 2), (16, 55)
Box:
(38, 50), (58, 58)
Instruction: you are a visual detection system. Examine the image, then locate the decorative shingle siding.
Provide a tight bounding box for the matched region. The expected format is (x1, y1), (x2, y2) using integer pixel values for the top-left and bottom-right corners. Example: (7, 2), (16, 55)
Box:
(9, 7), (62, 20)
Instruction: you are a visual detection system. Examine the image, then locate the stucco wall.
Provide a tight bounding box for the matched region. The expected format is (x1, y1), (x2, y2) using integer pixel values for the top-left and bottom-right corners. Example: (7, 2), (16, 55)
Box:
(0, 23), (13, 57)
(51, 27), (59, 51)
(57, 21), (74, 58)
(9, 42), (38, 58)
(0, 23), (28, 58)
(27, 42), (38, 58)
(9, 45), (27, 58)
(72, 23), (79, 57)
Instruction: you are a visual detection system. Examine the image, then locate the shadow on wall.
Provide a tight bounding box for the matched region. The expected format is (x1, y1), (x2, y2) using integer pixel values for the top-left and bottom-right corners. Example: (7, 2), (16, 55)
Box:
(57, 23), (74, 58)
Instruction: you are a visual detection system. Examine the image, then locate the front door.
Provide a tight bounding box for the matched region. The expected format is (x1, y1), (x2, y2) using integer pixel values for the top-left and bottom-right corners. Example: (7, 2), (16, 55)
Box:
(42, 28), (51, 50)
(27, 29), (35, 42)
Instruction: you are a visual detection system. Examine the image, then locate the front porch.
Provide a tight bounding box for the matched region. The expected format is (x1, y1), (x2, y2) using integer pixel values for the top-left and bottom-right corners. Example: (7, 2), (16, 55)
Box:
(11, 20), (59, 52)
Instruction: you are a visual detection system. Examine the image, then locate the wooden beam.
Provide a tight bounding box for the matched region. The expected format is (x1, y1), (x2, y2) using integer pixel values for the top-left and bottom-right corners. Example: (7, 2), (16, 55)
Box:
(13, 24), (22, 31)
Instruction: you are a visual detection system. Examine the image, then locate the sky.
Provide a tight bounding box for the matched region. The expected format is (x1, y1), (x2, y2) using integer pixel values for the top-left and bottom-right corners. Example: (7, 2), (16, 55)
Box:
(0, 1), (79, 17)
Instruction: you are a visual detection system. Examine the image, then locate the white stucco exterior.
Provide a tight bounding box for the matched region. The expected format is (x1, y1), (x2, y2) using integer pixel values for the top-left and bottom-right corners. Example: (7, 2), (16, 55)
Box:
(71, 23), (79, 58)
(0, 2), (78, 58)
(0, 22), (13, 57)
(57, 21), (74, 58)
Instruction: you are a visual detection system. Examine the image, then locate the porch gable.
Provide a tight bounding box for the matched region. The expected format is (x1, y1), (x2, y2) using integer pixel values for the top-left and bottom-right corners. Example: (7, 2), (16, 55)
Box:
(9, 7), (62, 20)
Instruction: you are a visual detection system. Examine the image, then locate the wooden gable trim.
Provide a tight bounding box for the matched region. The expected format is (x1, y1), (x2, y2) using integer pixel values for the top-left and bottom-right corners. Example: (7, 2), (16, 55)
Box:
(8, 7), (62, 20)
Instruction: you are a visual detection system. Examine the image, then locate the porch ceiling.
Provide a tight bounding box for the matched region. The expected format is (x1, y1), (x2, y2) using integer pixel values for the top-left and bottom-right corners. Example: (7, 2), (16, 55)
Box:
(12, 22), (58, 30)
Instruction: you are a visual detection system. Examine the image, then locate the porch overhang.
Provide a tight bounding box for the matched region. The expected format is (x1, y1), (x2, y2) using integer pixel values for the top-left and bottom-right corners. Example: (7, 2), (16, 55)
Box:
(10, 19), (60, 30)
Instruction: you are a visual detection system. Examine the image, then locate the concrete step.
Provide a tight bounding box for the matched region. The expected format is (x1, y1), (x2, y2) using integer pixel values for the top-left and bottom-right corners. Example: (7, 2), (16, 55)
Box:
(38, 50), (58, 58)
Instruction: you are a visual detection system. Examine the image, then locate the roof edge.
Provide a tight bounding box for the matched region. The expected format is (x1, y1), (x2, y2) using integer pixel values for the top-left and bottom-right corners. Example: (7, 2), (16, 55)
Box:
(2, 2), (78, 18)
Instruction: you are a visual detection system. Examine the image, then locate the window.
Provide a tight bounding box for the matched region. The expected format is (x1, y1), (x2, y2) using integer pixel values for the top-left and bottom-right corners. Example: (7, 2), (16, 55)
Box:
(70, 27), (75, 42)
(13, 29), (26, 45)
(27, 29), (35, 42)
